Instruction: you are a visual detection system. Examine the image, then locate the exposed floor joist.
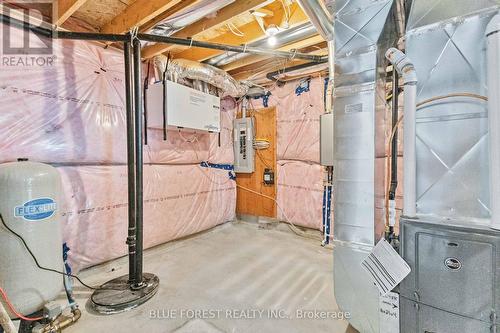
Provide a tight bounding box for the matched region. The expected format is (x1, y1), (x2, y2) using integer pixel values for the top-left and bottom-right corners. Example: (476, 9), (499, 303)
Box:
(141, 0), (274, 59)
(230, 46), (327, 81)
(101, 0), (183, 34)
(55, 0), (88, 26)
(221, 34), (324, 72)
(139, 0), (200, 33)
(172, 2), (311, 63)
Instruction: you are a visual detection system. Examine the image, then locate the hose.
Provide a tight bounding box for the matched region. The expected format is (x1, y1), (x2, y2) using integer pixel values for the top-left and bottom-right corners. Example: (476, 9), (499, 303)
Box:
(0, 287), (43, 321)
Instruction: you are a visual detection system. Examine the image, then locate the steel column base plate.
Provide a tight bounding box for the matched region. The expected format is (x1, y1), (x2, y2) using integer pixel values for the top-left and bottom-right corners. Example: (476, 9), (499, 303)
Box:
(89, 273), (159, 314)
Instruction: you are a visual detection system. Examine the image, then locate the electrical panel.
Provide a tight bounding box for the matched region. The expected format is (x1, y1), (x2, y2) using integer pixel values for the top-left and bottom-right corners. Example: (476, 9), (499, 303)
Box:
(146, 81), (220, 132)
(320, 113), (334, 166)
(233, 117), (254, 173)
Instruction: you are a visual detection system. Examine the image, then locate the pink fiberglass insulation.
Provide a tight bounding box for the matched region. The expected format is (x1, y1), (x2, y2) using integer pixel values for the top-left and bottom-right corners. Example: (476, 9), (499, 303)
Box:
(251, 78), (324, 163)
(277, 161), (324, 230)
(59, 164), (236, 271)
(208, 97), (236, 164)
(0, 23), (212, 165)
(251, 77), (328, 230)
(0, 24), (236, 270)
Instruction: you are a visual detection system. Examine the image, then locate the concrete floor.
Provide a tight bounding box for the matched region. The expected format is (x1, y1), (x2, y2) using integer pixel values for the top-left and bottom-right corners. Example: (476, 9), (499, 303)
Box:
(64, 221), (357, 333)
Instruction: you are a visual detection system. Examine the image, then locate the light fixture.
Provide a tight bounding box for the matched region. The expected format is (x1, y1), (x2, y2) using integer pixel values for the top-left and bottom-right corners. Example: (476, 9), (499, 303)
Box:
(265, 24), (279, 46)
(267, 35), (277, 46)
(265, 24), (280, 36)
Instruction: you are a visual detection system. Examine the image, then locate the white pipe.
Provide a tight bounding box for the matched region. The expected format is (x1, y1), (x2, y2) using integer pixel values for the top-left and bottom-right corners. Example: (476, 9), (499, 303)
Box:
(242, 97), (248, 118)
(326, 40), (335, 114)
(486, 15), (500, 230)
(0, 301), (16, 333)
(385, 48), (418, 217)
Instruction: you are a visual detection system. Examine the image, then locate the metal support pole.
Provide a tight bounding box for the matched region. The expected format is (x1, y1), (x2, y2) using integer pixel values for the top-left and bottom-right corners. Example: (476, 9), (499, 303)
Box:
(90, 35), (158, 315)
(132, 37), (144, 288)
(124, 38), (137, 283)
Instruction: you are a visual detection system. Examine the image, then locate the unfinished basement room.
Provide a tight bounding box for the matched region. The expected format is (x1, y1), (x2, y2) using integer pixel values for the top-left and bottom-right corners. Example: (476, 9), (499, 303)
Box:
(1, 0), (500, 332)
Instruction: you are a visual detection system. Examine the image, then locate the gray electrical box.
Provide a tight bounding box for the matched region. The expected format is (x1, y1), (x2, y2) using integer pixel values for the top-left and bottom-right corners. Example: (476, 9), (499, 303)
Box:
(320, 113), (334, 166)
(399, 217), (500, 332)
(233, 117), (254, 173)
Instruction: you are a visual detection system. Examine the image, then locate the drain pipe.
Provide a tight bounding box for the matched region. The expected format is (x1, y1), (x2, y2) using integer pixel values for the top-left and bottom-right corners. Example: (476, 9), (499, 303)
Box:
(486, 15), (500, 230)
(296, 0), (335, 245)
(385, 48), (418, 218)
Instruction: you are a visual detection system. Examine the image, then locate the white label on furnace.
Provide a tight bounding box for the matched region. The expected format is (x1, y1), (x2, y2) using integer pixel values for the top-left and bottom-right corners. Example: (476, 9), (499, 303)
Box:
(345, 103), (363, 113)
(379, 292), (400, 333)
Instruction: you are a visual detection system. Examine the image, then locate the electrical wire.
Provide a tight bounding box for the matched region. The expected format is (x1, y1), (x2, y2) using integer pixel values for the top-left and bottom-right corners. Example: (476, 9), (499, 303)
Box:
(416, 92), (487, 108)
(0, 286), (44, 321)
(226, 22), (245, 37)
(235, 184), (323, 241)
(0, 213), (97, 290)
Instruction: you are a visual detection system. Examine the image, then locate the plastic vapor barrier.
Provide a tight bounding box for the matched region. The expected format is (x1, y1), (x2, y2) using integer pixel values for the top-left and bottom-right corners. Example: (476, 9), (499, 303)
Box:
(0, 23), (236, 271)
(252, 77), (327, 230)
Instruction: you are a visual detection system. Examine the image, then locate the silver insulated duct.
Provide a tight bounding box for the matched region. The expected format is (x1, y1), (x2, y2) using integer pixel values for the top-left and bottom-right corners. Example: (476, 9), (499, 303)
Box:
(328, 0), (397, 332)
(207, 22), (318, 67)
(148, 0), (234, 36)
(154, 55), (247, 97)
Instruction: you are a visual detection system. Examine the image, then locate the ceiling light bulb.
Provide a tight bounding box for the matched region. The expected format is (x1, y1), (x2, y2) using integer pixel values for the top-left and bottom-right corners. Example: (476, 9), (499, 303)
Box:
(268, 35), (277, 46)
(265, 24), (279, 36)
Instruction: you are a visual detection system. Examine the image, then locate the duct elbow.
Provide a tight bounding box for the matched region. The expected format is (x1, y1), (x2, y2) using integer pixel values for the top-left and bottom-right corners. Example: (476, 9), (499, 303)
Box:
(385, 48), (418, 85)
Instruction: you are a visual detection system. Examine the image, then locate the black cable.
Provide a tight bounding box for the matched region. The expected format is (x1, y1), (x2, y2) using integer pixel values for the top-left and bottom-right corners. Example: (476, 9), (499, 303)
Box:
(0, 213), (97, 290)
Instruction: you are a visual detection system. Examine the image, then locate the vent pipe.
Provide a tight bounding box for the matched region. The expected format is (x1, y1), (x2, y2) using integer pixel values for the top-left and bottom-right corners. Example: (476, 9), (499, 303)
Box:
(385, 48), (418, 218)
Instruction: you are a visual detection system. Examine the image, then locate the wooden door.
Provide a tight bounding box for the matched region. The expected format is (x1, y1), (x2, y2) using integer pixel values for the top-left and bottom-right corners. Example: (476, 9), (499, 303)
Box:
(236, 107), (277, 218)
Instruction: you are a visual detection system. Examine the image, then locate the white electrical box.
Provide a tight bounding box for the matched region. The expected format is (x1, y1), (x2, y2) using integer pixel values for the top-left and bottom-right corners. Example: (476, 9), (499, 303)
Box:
(233, 117), (255, 173)
(146, 81), (221, 132)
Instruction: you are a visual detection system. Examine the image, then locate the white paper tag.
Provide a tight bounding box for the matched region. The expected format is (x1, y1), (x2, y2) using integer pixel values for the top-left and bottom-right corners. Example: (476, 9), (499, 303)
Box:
(379, 292), (400, 333)
(361, 238), (411, 295)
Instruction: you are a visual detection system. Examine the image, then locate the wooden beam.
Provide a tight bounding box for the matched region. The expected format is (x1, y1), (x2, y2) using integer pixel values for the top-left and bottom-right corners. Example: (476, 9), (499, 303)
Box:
(101, 0), (182, 34)
(169, 2), (310, 63)
(142, 0), (273, 59)
(221, 34), (324, 72)
(171, 21), (265, 62)
(55, 0), (88, 26)
(231, 48), (327, 81)
(139, 0), (199, 33)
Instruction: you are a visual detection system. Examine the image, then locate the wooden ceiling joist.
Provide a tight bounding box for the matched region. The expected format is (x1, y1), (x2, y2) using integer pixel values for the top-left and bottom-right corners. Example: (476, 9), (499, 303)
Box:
(171, 20), (266, 62)
(231, 47), (327, 81)
(141, 0), (274, 59)
(100, 0), (183, 34)
(221, 34), (324, 72)
(139, 0), (200, 33)
(55, 0), (88, 26)
(170, 2), (310, 63)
